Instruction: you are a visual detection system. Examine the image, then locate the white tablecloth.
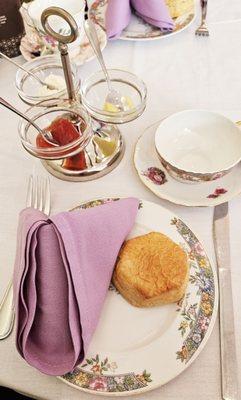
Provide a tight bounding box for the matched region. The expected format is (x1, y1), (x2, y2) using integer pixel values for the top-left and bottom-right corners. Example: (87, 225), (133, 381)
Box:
(0, 1), (241, 399)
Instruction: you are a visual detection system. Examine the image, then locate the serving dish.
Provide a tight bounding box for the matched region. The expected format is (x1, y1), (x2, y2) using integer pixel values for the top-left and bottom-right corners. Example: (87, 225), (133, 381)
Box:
(18, 101), (91, 160)
(15, 55), (80, 106)
(81, 69), (147, 124)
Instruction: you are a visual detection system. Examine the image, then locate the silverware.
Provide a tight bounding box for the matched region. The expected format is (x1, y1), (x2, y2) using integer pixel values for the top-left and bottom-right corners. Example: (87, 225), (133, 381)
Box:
(213, 203), (239, 400)
(0, 97), (58, 146)
(41, 7), (79, 102)
(0, 175), (51, 340)
(0, 51), (57, 90)
(84, 18), (126, 111)
(195, 0), (209, 36)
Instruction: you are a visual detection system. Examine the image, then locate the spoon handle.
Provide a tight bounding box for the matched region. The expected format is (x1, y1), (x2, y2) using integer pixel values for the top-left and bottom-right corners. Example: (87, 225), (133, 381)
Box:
(0, 51), (46, 87)
(0, 96), (41, 132)
(84, 19), (112, 91)
(0, 97), (58, 147)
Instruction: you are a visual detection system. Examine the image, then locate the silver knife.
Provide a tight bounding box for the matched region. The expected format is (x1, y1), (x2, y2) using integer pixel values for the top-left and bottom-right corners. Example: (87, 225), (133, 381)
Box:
(213, 202), (239, 400)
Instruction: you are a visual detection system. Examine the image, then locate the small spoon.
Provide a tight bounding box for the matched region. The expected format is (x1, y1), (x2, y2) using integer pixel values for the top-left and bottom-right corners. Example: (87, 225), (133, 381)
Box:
(84, 19), (126, 111)
(0, 51), (58, 91)
(0, 97), (58, 146)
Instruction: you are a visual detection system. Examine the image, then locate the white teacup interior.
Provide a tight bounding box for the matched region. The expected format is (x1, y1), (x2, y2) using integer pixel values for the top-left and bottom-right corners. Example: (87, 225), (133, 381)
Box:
(155, 110), (241, 173)
(28, 0), (85, 42)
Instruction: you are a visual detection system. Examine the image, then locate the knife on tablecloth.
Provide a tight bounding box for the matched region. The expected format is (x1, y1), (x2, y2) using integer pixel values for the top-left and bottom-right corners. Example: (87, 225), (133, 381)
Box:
(213, 202), (239, 400)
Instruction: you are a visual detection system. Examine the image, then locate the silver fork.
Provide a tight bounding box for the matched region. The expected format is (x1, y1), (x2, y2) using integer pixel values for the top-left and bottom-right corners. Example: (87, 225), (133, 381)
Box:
(0, 175), (51, 340)
(195, 0), (209, 37)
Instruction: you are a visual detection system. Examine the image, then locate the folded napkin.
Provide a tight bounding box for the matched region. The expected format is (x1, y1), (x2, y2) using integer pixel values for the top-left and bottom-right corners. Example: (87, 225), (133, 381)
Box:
(106, 0), (174, 39)
(13, 198), (139, 376)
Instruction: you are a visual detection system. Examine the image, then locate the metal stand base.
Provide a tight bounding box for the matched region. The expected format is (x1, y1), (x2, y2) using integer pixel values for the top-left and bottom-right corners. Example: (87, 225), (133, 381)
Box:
(41, 123), (125, 181)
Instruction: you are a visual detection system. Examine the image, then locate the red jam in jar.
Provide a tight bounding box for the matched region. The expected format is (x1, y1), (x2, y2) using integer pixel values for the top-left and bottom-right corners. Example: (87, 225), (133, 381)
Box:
(36, 117), (87, 170)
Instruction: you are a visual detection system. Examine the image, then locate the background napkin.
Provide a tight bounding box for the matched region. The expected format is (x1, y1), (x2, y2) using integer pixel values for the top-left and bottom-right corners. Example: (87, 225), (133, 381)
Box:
(106, 0), (174, 39)
(13, 198), (139, 376)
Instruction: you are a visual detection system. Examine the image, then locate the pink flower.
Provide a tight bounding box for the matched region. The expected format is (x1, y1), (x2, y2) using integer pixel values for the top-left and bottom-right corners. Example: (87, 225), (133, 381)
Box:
(89, 377), (108, 391)
(199, 315), (210, 331)
(194, 242), (205, 257)
(143, 167), (167, 185)
(207, 188), (227, 199)
(188, 306), (196, 317)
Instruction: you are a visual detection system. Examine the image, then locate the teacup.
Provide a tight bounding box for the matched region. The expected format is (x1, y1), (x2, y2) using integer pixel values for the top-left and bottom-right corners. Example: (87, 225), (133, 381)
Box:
(155, 110), (241, 183)
(27, 0), (86, 50)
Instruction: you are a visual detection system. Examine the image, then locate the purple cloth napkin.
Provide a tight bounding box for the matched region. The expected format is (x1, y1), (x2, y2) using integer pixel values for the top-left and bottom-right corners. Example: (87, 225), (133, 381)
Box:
(106, 0), (174, 39)
(13, 198), (139, 376)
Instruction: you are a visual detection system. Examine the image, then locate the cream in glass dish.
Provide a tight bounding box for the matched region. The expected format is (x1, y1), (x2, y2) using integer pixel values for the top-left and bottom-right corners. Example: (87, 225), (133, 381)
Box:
(155, 110), (241, 183)
(15, 55), (80, 106)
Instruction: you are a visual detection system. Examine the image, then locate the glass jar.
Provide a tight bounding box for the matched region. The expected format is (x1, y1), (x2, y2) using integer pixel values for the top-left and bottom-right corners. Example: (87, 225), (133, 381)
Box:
(15, 55), (80, 106)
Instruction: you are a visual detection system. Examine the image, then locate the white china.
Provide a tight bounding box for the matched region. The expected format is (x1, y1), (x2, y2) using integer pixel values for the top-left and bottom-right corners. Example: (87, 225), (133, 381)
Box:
(90, 0), (195, 41)
(59, 198), (218, 396)
(27, 0), (86, 49)
(20, 22), (107, 67)
(155, 110), (241, 183)
(134, 121), (241, 207)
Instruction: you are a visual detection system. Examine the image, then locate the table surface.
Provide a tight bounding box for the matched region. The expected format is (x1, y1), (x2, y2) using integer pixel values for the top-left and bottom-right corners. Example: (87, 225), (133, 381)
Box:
(0, 1), (241, 399)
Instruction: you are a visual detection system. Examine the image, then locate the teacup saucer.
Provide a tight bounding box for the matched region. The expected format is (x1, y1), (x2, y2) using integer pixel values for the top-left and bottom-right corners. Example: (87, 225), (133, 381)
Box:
(134, 121), (241, 207)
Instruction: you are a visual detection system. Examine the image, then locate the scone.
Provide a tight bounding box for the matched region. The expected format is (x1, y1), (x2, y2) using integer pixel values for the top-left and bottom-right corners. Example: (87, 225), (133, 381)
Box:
(113, 232), (189, 307)
(165, 0), (194, 18)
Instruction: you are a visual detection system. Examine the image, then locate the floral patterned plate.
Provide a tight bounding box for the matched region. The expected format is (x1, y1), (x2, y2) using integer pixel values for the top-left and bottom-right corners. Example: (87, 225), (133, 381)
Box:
(134, 121), (241, 207)
(90, 0), (196, 41)
(58, 198), (218, 395)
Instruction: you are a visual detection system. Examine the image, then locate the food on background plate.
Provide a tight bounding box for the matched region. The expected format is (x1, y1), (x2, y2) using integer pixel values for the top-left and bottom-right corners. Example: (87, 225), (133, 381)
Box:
(165, 0), (194, 18)
(113, 232), (189, 307)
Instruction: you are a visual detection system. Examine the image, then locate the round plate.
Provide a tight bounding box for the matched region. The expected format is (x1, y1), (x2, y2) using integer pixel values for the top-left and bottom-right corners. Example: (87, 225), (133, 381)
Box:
(90, 0), (195, 41)
(134, 121), (241, 207)
(59, 198), (218, 395)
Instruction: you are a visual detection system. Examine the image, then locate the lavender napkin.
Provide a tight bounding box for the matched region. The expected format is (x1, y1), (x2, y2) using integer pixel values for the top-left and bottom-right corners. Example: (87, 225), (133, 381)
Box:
(13, 198), (139, 376)
(106, 0), (174, 39)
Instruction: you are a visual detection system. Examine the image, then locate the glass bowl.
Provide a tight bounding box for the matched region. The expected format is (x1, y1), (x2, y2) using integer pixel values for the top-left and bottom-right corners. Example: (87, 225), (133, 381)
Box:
(18, 100), (92, 160)
(81, 69), (147, 124)
(15, 55), (80, 106)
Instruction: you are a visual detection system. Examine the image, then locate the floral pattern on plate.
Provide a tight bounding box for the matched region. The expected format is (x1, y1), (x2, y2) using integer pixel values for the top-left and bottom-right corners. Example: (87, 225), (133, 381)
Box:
(90, 0), (195, 41)
(142, 167), (167, 185)
(63, 354), (152, 393)
(171, 218), (215, 363)
(207, 188), (228, 199)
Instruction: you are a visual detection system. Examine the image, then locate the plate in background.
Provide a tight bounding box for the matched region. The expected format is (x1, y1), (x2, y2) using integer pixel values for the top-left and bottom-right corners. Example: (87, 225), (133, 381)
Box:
(90, 0), (195, 41)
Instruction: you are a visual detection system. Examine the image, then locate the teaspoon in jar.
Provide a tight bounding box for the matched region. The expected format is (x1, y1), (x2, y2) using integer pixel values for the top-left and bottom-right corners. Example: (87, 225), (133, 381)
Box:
(0, 97), (58, 147)
(0, 51), (59, 91)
